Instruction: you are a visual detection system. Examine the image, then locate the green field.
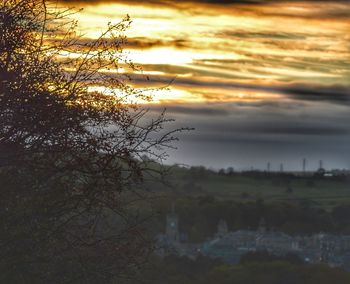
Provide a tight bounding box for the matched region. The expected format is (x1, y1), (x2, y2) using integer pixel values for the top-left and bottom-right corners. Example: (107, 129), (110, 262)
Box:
(156, 166), (350, 209)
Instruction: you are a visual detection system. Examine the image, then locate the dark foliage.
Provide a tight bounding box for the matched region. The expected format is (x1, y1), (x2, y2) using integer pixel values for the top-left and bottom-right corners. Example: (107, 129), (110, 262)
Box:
(240, 250), (304, 265)
(120, 255), (350, 284)
(0, 0), (182, 282)
(152, 197), (350, 242)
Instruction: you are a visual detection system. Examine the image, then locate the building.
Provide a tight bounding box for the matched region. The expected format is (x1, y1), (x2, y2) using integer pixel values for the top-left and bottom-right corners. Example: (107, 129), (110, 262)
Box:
(156, 209), (350, 270)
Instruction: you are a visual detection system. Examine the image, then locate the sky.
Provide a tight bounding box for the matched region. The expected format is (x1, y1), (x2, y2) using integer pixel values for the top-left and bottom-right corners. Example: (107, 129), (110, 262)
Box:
(60, 0), (350, 170)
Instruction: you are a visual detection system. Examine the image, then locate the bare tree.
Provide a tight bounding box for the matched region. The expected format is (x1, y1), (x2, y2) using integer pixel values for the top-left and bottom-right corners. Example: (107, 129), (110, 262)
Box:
(0, 1), (182, 282)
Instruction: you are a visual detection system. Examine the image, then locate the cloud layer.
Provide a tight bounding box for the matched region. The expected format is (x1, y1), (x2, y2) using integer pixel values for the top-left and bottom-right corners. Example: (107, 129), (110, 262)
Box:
(58, 0), (350, 169)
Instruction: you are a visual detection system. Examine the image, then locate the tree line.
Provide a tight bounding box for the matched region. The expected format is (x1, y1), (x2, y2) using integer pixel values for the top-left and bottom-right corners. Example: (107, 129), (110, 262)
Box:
(152, 197), (350, 242)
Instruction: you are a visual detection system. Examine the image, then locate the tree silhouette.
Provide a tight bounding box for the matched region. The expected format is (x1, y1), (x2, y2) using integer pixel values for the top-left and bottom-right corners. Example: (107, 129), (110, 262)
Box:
(0, 1), (182, 282)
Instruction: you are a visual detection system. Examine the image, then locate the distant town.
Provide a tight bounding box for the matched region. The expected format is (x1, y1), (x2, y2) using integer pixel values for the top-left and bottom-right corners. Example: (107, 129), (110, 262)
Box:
(156, 207), (350, 271)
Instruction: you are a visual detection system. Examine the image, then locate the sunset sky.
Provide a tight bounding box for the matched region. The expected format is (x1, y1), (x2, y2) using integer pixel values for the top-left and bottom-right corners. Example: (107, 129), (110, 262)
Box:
(61, 0), (350, 170)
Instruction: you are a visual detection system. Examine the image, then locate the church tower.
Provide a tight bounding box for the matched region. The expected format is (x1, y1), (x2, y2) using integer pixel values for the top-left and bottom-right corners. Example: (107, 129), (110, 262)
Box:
(217, 219), (228, 238)
(258, 217), (267, 234)
(166, 204), (179, 242)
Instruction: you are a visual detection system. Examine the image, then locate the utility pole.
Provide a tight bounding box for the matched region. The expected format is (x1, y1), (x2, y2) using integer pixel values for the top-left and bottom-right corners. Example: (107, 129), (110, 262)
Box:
(267, 162), (271, 172)
(319, 160), (323, 169)
(303, 158), (306, 173)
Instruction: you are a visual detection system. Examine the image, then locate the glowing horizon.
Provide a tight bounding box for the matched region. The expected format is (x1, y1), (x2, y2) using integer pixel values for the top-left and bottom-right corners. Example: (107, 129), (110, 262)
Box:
(62, 0), (350, 105)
